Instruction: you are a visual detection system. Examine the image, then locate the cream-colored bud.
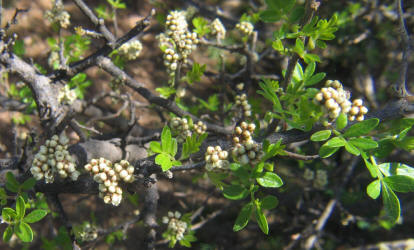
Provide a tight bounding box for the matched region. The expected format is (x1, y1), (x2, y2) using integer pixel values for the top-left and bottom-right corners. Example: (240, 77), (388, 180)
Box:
(84, 164), (92, 171)
(108, 185), (116, 193)
(240, 154), (249, 165)
(103, 195), (111, 204)
(119, 170), (128, 179)
(207, 146), (215, 154)
(353, 99), (363, 106)
(127, 166), (134, 175)
(92, 165), (99, 174)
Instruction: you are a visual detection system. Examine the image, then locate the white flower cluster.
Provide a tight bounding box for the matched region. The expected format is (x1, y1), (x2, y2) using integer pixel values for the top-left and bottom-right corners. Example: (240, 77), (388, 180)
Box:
(205, 146), (229, 171)
(58, 85), (77, 105)
(314, 169), (328, 189)
(235, 93), (251, 117)
(45, 0), (70, 28)
(348, 99), (368, 122)
(210, 18), (226, 41)
(232, 122), (263, 165)
(170, 117), (191, 143)
(31, 133), (79, 183)
(160, 10), (199, 79)
(314, 80), (368, 122)
(170, 117), (207, 143)
(303, 168), (315, 181)
(193, 121), (207, 135)
(162, 211), (188, 241)
(303, 168), (328, 189)
(236, 21), (254, 36)
(118, 40), (143, 60)
(84, 158), (134, 206)
(76, 223), (98, 242)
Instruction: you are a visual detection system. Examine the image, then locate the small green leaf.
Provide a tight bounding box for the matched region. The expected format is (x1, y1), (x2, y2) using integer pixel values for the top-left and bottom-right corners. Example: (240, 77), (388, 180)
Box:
(336, 113), (348, 130)
(304, 62), (316, 80)
(398, 136), (414, 151)
(343, 118), (379, 138)
(161, 126), (172, 153)
(2, 208), (17, 223)
(6, 172), (20, 193)
(381, 182), (400, 223)
(324, 137), (346, 147)
(344, 141), (360, 156)
(223, 185), (249, 200)
(16, 196), (26, 219)
(289, 6), (305, 23)
(349, 138), (378, 150)
(3, 226), (13, 242)
(256, 172), (283, 188)
(310, 130), (331, 141)
(21, 178), (36, 191)
(149, 141), (162, 153)
(233, 202), (253, 232)
(23, 209), (48, 223)
(14, 222), (33, 242)
(319, 145), (340, 158)
(304, 72), (326, 86)
(367, 179), (381, 199)
(255, 204), (269, 234)
(384, 175), (414, 193)
(155, 153), (172, 171)
(272, 39), (284, 52)
(261, 195), (279, 210)
(259, 10), (281, 22)
(303, 53), (321, 63)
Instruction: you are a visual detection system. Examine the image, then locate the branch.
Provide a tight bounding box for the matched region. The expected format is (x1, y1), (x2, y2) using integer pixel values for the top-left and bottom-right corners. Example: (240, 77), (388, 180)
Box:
(393, 0), (412, 97)
(0, 47), (66, 133)
(96, 56), (232, 135)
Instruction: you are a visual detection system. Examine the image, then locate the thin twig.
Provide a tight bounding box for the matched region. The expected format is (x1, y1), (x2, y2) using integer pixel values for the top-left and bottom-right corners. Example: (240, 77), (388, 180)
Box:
(394, 0), (412, 97)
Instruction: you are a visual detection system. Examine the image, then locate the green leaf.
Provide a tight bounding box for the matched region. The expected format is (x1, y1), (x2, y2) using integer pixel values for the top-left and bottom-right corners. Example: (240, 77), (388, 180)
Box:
(319, 145), (340, 158)
(14, 222), (33, 242)
(362, 153), (378, 178)
(156, 86), (176, 98)
(161, 126), (172, 153)
(336, 113), (348, 130)
(24, 209), (48, 223)
(255, 204), (269, 234)
(304, 61), (316, 81)
(186, 63), (206, 84)
(303, 53), (321, 64)
(272, 39), (284, 52)
(381, 182), (400, 223)
(155, 153), (172, 171)
(2, 208), (17, 223)
(367, 179), (381, 199)
(3, 226), (13, 242)
(289, 6), (305, 23)
(259, 10), (281, 23)
(21, 178), (36, 191)
(149, 141), (162, 153)
(398, 136), (414, 151)
(344, 141), (360, 156)
(6, 172), (20, 193)
(261, 195), (279, 210)
(256, 172), (283, 188)
(16, 196), (26, 219)
(223, 185), (249, 200)
(13, 40), (25, 57)
(384, 175), (414, 193)
(343, 118), (379, 138)
(310, 130), (331, 141)
(233, 202), (253, 232)
(324, 137), (346, 147)
(192, 17), (210, 36)
(349, 138), (378, 150)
